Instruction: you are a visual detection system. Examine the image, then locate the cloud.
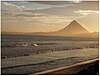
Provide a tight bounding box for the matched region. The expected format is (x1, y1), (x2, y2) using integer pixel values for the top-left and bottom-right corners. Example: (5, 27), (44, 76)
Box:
(32, 16), (70, 24)
(14, 12), (49, 17)
(35, 1), (73, 7)
(35, 1), (71, 5)
(2, 2), (33, 17)
(2, 2), (23, 11)
(23, 1), (98, 18)
(18, 1), (52, 10)
(70, 0), (82, 3)
(74, 10), (99, 16)
(1, 2), (26, 14)
(2, 1), (99, 33)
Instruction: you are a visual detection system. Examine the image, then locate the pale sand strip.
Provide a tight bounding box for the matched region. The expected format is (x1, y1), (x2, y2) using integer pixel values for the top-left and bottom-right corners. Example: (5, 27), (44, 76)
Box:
(2, 48), (98, 68)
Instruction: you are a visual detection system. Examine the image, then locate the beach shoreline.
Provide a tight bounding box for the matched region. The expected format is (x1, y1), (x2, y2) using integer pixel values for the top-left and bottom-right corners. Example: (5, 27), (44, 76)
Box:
(2, 48), (99, 75)
(33, 58), (99, 75)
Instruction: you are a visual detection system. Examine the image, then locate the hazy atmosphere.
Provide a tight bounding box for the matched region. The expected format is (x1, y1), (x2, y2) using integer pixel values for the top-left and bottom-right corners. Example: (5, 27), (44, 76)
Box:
(1, 1), (99, 33)
(1, 1), (99, 75)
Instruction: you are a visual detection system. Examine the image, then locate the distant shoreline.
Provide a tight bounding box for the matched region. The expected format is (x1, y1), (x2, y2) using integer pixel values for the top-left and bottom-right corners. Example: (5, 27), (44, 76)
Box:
(1, 33), (99, 39)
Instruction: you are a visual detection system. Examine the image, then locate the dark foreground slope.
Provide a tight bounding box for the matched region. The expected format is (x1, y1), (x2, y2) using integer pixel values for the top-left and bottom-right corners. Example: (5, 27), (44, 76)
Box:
(77, 60), (99, 75)
(34, 59), (99, 75)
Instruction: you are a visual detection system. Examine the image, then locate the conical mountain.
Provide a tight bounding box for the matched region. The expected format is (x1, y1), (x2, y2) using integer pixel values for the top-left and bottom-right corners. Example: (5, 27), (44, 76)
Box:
(33, 20), (90, 36)
(56, 20), (90, 36)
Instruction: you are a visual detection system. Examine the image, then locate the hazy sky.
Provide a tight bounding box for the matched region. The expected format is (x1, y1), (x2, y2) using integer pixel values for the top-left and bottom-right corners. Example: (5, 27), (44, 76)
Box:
(1, 1), (99, 33)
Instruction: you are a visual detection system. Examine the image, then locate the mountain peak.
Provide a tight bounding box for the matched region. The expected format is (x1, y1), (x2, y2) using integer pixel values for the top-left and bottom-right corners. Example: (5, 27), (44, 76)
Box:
(32, 20), (91, 37)
(57, 20), (90, 36)
(68, 20), (82, 27)
(71, 20), (78, 23)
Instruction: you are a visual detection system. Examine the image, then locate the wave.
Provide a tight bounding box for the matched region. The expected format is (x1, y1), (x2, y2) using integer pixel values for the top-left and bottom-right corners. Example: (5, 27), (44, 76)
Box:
(2, 42), (57, 47)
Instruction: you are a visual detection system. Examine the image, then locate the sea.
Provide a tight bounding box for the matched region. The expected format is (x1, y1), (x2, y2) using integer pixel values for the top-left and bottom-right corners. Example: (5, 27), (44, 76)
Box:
(1, 34), (99, 74)
(1, 34), (99, 58)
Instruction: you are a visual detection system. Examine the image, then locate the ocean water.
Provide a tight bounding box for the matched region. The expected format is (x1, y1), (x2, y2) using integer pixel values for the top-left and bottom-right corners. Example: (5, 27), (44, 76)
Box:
(2, 34), (98, 46)
(1, 34), (99, 74)
(1, 34), (99, 58)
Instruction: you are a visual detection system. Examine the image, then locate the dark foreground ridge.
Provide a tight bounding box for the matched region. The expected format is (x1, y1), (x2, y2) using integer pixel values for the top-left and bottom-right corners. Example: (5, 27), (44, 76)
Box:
(76, 60), (99, 75)
(34, 59), (99, 75)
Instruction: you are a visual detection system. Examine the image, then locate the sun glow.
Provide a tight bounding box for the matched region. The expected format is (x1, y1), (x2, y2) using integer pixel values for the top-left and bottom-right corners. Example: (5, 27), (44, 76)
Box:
(72, 0), (82, 3)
